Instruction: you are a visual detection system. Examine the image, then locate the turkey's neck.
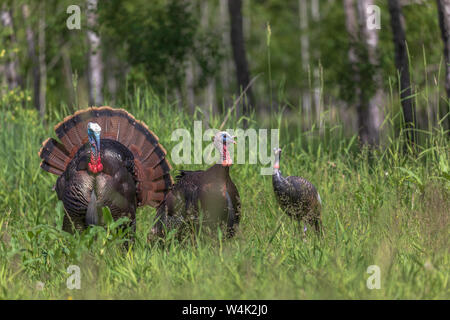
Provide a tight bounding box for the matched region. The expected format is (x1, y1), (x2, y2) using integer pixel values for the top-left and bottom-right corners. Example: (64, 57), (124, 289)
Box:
(273, 169), (289, 192)
(210, 163), (230, 181)
(273, 152), (281, 175)
(272, 153), (288, 189)
(221, 142), (232, 166)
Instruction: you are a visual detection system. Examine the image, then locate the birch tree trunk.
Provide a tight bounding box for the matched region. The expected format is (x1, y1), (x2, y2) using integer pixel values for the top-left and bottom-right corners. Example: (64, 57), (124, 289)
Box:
(228, 0), (254, 117)
(201, 1), (217, 117)
(22, 4), (41, 112)
(344, 0), (363, 136)
(87, 0), (104, 106)
(311, 0), (322, 130)
(219, 0), (232, 105)
(38, 2), (46, 120)
(298, 0), (311, 124)
(61, 44), (76, 110)
(105, 53), (119, 104)
(436, 0), (450, 132)
(185, 58), (196, 114)
(357, 0), (383, 145)
(344, 0), (384, 146)
(388, 0), (416, 146)
(1, 6), (21, 89)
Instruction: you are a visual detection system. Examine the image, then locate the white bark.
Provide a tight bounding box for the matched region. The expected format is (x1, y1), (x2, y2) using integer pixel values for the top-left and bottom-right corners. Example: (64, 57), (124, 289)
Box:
(219, 0), (232, 100)
(344, 0), (359, 73)
(437, 0), (450, 131)
(299, 0), (311, 123)
(201, 1), (217, 117)
(311, 0), (322, 129)
(1, 7), (21, 89)
(87, 0), (103, 106)
(61, 44), (76, 109)
(22, 4), (41, 111)
(185, 58), (196, 113)
(358, 0), (383, 144)
(38, 3), (46, 119)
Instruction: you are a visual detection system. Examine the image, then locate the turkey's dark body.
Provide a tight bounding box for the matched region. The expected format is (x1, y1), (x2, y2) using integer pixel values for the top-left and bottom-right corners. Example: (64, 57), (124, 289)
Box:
(153, 164), (241, 238)
(272, 170), (322, 233)
(39, 106), (173, 235)
(56, 139), (137, 232)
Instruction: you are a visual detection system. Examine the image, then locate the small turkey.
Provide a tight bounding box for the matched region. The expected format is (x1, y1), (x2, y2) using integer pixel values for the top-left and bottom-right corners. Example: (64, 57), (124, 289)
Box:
(272, 148), (323, 236)
(152, 131), (241, 238)
(38, 106), (173, 233)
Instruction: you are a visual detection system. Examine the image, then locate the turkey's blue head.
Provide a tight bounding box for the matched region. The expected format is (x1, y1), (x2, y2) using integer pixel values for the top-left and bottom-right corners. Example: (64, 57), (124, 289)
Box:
(213, 131), (236, 167)
(273, 148), (282, 171)
(87, 122), (103, 173)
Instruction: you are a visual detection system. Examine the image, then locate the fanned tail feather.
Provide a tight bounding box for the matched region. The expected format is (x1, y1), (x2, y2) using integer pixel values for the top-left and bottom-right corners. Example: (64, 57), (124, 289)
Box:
(38, 138), (71, 175)
(39, 106), (173, 207)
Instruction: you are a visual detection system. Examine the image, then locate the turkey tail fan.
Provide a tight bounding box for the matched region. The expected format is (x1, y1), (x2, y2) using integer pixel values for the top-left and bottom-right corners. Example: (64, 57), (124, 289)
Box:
(38, 138), (71, 175)
(39, 106), (173, 207)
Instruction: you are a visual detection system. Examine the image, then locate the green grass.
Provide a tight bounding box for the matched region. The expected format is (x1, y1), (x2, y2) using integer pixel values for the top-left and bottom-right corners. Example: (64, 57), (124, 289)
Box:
(0, 87), (449, 299)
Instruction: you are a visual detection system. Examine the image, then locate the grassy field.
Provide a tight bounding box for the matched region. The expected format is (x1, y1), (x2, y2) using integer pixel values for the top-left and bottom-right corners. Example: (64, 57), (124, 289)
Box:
(0, 87), (448, 299)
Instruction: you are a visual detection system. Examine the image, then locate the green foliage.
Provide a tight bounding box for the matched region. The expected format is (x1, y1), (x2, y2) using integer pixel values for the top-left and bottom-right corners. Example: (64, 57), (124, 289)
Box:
(0, 0), (448, 299)
(1, 0), (448, 130)
(0, 87), (448, 299)
(245, 0), (445, 112)
(99, 0), (221, 91)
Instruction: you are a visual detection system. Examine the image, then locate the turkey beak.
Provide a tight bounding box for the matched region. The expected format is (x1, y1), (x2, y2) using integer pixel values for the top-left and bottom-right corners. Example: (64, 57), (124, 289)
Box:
(228, 136), (236, 145)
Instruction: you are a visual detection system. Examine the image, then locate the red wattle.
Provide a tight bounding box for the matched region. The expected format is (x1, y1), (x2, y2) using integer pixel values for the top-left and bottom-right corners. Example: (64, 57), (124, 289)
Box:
(221, 145), (232, 166)
(88, 156), (103, 173)
(88, 162), (97, 173)
(96, 156), (103, 172)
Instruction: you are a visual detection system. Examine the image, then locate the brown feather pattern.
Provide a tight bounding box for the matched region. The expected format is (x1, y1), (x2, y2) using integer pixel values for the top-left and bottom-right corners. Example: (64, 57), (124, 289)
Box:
(39, 106), (173, 233)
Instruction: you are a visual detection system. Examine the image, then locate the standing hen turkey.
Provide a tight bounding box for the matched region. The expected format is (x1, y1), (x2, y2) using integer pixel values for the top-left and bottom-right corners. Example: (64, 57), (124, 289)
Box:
(38, 106), (173, 233)
(151, 131), (241, 238)
(272, 148), (323, 236)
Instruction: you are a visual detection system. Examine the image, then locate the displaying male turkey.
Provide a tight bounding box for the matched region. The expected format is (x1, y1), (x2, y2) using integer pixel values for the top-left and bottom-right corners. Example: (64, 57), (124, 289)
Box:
(272, 148), (323, 236)
(151, 131), (241, 239)
(38, 106), (173, 233)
